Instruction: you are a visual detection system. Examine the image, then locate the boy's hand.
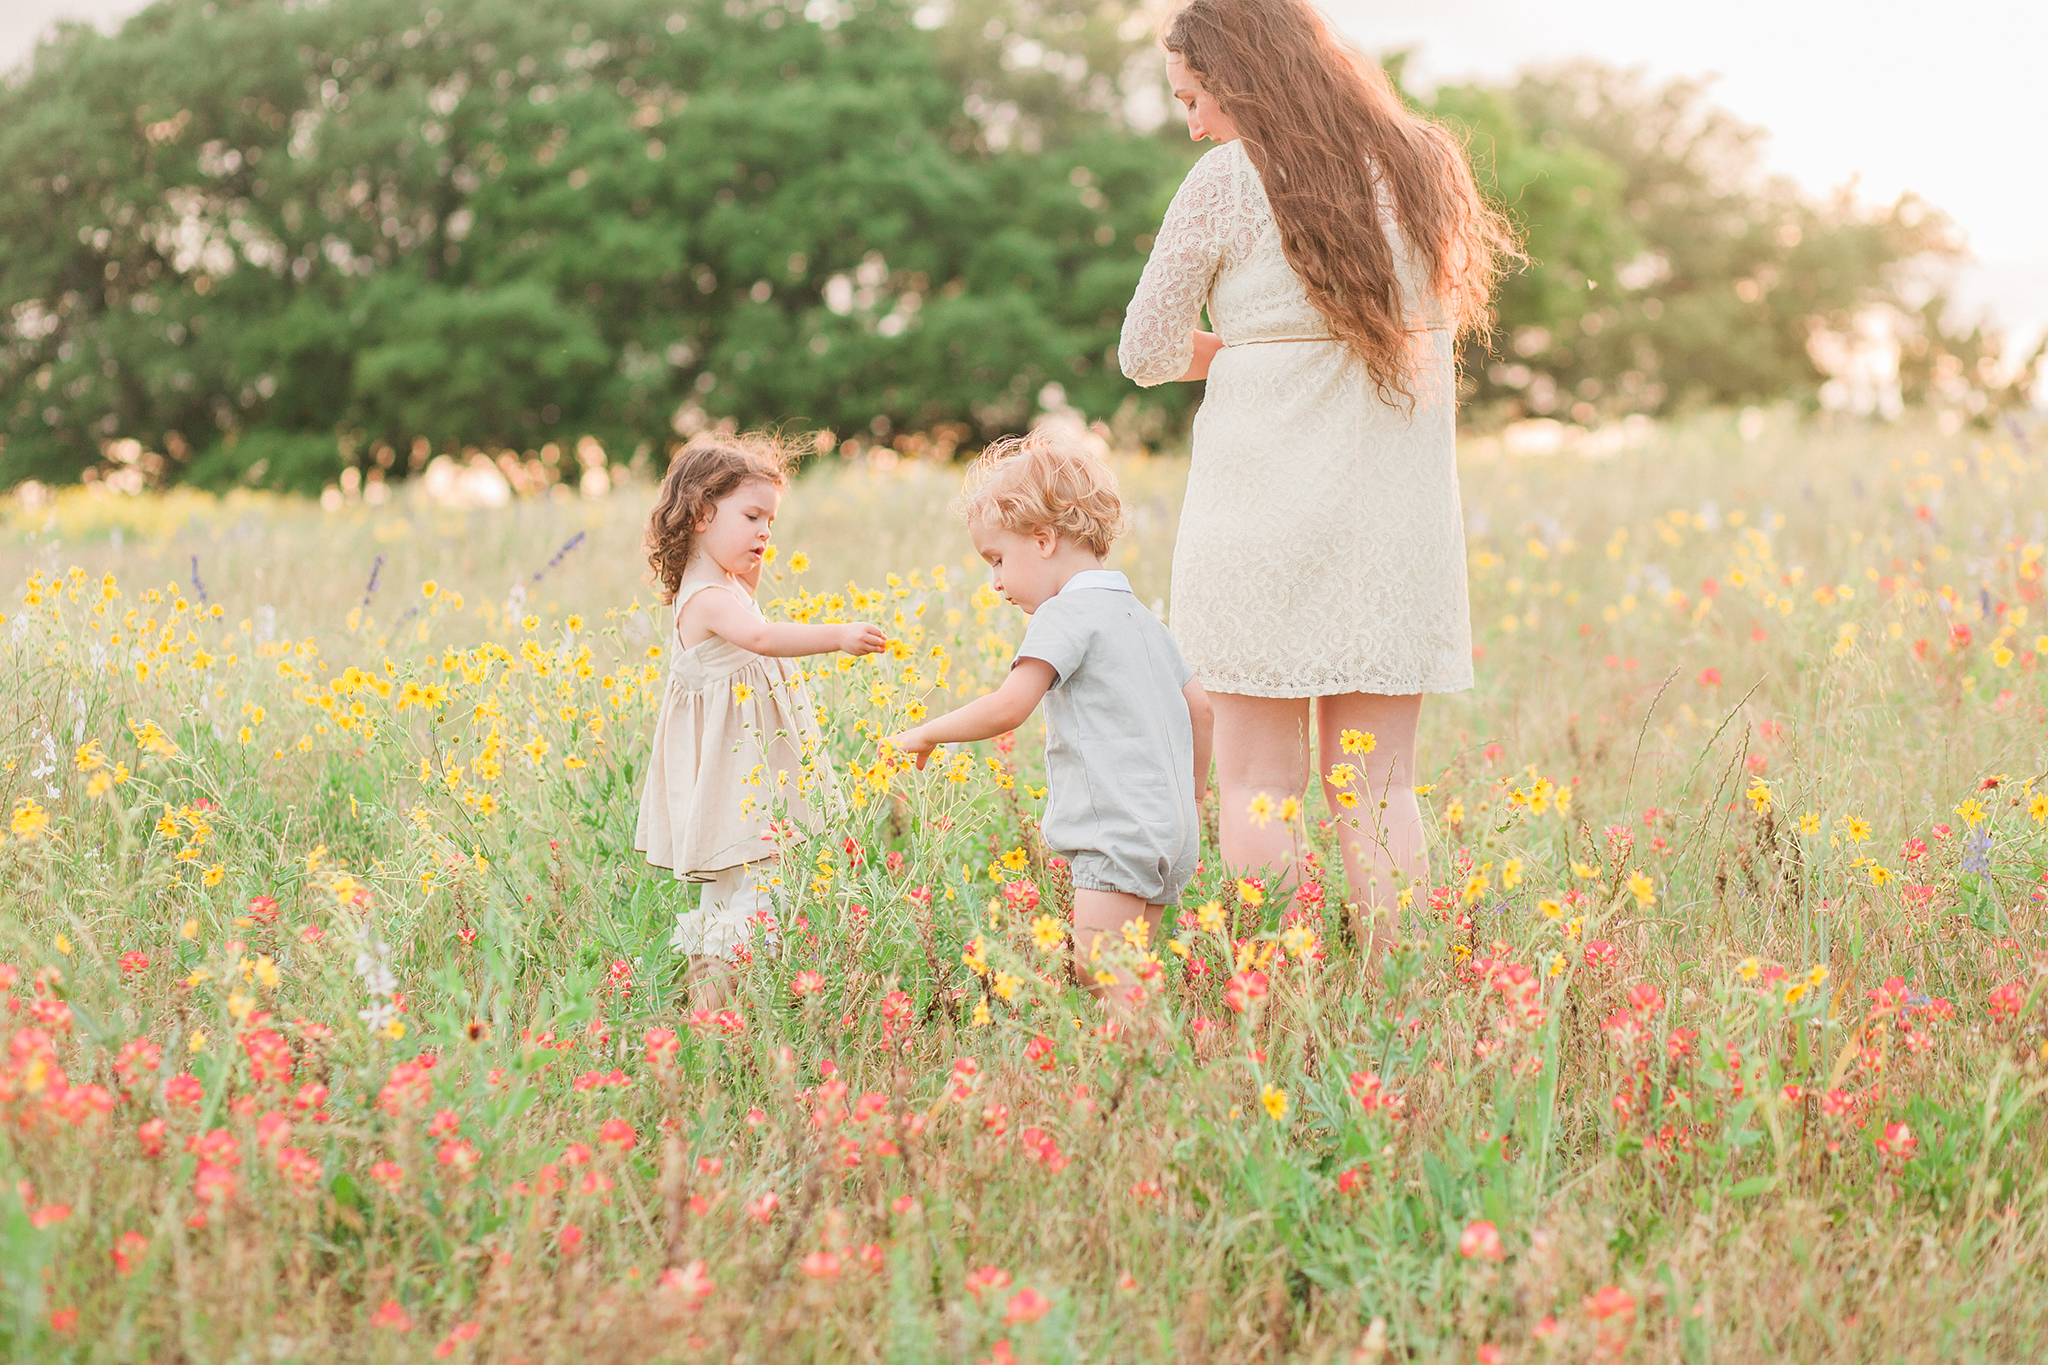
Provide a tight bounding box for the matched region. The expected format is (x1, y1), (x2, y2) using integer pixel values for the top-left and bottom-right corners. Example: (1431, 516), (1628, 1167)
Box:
(882, 729), (935, 770)
(836, 622), (888, 656)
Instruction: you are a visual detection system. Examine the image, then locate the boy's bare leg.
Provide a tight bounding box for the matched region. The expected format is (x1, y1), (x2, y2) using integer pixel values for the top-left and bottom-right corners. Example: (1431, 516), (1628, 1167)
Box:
(1071, 888), (1165, 1009)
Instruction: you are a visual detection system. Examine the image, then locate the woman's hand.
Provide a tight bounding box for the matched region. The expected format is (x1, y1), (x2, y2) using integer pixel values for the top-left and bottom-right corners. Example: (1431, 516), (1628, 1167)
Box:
(836, 622), (888, 656)
(1179, 329), (1223, 382)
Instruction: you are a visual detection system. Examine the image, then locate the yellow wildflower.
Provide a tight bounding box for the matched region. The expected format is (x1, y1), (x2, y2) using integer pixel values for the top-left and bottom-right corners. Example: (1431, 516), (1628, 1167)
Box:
(9, 800), (50, 840)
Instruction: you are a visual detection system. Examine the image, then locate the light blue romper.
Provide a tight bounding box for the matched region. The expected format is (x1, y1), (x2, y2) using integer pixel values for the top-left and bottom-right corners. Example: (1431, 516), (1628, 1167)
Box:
(1015, 570), (1200, 905)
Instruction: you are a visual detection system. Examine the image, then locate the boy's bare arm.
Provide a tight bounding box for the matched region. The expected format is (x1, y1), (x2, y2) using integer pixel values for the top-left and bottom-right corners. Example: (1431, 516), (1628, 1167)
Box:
(887, 660), (1056, 765)
(1184, 676), (1214, 803)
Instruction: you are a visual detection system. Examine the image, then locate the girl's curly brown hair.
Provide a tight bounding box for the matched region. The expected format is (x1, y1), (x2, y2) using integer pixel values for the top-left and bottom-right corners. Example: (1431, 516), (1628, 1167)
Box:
(1163, 0), (1521, 404)
(644, 433), (795, 603)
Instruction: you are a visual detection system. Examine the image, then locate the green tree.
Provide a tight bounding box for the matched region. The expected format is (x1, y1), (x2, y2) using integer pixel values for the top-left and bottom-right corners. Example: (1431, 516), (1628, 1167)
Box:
(0, 0), (1192, 490)
(1429, 62), (1968, 421)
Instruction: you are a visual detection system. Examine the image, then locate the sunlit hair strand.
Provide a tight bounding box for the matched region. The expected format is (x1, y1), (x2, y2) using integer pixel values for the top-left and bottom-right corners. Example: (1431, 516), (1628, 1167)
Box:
(1163, 0), (1521, 403)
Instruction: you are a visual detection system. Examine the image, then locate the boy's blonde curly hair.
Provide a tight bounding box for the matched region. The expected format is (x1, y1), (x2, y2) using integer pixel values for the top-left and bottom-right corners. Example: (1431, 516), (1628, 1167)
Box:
(956, 426), (1128, 557)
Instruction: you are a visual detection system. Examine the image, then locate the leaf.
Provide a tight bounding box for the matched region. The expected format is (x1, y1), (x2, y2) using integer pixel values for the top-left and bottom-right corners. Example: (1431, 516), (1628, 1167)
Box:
(1727, 1175), (1773, 1199)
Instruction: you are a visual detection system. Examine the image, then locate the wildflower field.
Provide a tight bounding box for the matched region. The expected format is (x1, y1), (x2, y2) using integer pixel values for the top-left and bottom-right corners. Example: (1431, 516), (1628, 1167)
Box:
(5, 409), (2048, 1363)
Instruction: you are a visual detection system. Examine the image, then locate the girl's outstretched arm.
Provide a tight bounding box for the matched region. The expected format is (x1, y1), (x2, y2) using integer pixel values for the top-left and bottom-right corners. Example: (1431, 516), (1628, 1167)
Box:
(686, 587), (885, 659)
(886, 660), (1056, 766)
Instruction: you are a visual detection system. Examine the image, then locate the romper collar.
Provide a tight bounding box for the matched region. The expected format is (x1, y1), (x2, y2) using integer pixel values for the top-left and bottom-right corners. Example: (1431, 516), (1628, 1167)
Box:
(1058, 569), (1132, 595)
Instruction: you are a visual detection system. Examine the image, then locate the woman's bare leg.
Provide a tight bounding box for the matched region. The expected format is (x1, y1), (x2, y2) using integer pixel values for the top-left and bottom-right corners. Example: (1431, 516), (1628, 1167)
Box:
(1315, 692), (1426, 957)
(1211, 693), (1313, 907)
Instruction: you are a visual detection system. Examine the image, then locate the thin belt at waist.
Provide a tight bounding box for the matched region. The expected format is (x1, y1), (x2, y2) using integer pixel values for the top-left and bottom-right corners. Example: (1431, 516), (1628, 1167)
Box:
(1223, 328), (1450, 347)
(1225, 334), (1334, 346)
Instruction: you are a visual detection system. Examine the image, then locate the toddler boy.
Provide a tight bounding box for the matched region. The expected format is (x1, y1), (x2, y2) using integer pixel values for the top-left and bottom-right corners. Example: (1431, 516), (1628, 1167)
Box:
(889, 428), (1212, 998)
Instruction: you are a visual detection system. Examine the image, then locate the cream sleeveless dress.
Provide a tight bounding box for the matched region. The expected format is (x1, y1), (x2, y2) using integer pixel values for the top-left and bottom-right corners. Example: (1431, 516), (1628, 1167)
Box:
(1118, 139), (1472, 698)
(634, 578), (838, 883)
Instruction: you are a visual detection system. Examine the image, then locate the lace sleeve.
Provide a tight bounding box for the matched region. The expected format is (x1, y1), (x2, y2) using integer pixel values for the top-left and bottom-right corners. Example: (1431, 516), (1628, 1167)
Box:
(1118, 146), (1240, 388)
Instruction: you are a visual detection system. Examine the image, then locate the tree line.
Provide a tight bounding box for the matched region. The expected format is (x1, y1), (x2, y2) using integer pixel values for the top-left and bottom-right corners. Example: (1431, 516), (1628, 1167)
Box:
(0, 0), (2028, 491)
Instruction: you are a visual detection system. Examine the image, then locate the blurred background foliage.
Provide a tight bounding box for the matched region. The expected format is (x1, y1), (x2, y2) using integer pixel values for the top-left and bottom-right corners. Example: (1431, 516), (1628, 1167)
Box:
(0, 0), (2035, 491)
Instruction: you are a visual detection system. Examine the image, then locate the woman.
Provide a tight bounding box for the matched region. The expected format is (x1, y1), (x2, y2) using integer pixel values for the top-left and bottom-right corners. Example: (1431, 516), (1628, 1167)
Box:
(1119, 0), (1514, 947)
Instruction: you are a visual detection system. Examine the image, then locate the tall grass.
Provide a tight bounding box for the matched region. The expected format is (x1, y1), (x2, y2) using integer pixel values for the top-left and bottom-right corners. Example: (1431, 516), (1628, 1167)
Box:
(2, 409), (2046, 1363)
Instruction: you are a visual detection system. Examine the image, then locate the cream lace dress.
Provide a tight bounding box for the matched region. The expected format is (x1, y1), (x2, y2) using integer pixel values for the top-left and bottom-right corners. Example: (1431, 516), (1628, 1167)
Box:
(1119, 139), (1472, 697)
(634, 580), (838, 880)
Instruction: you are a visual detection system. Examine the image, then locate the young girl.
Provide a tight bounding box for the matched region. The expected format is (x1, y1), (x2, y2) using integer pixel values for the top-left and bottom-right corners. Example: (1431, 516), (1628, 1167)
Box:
(635, 433), (886, 1003)
(888, 429), (1213, 1003)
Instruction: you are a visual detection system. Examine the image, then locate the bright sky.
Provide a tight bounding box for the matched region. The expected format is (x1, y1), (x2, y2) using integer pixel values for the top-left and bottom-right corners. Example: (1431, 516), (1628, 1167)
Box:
(1326, 0), (2046, 354)
(6, 0), (2042, 349)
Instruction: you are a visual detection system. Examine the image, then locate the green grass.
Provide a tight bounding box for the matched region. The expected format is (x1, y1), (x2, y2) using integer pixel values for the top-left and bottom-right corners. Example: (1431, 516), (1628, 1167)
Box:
(2, 408), (2048, 1363)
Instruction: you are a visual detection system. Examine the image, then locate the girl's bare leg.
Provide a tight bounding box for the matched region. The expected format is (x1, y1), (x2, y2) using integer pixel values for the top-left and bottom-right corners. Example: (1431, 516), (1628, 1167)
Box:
(685, 957), (733, 1012)
(1315, 691), (1426, 959)
(1210, 692), (1313, 905)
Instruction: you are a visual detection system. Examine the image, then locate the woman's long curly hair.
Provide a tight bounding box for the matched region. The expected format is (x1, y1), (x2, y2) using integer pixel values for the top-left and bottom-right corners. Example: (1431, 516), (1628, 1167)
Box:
(1163, 0), (1519, 402)
(644, 433), (794, 603)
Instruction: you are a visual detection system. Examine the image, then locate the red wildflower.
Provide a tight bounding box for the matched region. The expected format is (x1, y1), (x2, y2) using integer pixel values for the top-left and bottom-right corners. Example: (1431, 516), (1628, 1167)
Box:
(136, 1118), (167, 1157)
(276, 1146), (322, 1188)
(370, 1300), (413, 1332)
(644, 1026), (680, 1071)
(1003, 1288), (1052, 1325)
(186, 1128), (242, 1169)
(111, 1230), (148, 1275)
(659, 1259), (714, 1307)
(436, 1138), (480, 1180)
(966, 1265), (1012, 1299)
(113, 1038), (162, 1089)
(1582, 1285), (1635, 1322)
(1225, 970), (1270, 1013)
(1458, 1220), (1505, 1262)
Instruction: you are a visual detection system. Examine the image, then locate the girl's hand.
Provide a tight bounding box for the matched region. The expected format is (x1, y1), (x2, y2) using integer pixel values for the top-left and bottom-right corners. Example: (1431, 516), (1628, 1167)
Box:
(837, 622), (887, 656)
(882, 729), (935, 770)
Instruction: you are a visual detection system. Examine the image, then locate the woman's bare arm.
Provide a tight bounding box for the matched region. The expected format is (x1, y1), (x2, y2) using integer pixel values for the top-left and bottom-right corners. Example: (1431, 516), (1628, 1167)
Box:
(1178, 330), (1224, 382)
